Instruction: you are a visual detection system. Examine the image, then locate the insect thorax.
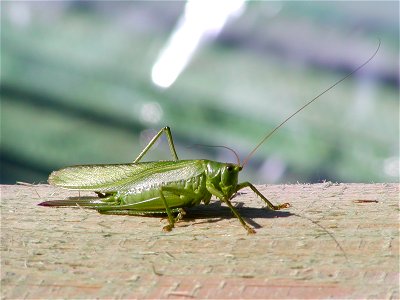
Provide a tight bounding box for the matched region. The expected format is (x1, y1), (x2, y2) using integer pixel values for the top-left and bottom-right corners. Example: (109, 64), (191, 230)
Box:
(204, 160), (241, 200)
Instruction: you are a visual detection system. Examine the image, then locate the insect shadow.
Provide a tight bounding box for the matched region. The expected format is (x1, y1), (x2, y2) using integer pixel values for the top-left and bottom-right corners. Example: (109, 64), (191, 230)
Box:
(178, 201), (293, 229)
(57, 196), (291, 229)
(61, 196), (293, 229)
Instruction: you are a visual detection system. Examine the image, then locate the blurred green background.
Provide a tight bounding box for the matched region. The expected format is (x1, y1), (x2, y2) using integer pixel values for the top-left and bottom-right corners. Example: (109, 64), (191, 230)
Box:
(1, 1), (399, 185)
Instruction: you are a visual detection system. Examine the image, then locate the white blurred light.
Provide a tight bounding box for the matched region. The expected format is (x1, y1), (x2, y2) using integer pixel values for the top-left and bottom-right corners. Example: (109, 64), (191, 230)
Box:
(139, 102), (163, 125)
(383, 156), (399, 178)
(151, 0), (246, 88)
(7, 3), (31, 27)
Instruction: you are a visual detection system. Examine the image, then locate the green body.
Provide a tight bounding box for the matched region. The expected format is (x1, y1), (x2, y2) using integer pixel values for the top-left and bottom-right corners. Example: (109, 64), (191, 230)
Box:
(41, 127), (289, 233)
(48, 160), (239, 211)
(41, 127), (288, 233)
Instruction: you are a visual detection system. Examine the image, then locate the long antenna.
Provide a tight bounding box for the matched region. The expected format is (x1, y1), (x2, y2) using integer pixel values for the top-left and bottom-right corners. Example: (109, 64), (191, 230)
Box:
(241, 39), (381, 168)
(191, 144), (241, 165)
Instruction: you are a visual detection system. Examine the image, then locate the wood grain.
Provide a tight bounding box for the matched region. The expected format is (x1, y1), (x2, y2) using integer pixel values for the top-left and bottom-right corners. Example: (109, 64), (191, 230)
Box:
(1, 183), (398, 299)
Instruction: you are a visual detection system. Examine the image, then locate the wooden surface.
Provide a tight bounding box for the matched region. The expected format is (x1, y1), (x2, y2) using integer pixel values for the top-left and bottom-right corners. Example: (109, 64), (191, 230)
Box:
(1, 183), (399, 299)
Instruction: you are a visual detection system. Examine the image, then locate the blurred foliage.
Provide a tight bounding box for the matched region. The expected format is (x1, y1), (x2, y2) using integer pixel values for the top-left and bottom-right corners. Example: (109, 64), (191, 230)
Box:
(1, 1), (399, 184)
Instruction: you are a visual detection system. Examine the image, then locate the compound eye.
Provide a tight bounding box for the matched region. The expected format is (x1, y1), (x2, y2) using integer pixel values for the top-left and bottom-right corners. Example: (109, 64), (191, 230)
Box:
(226, 165), (234, 172)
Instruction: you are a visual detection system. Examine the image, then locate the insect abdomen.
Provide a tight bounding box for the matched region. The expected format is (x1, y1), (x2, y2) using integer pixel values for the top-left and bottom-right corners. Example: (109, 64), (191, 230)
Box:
(118, 172), (209, 210)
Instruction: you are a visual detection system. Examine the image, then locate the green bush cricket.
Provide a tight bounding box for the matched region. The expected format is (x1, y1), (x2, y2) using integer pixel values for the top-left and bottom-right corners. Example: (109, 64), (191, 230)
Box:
(39, 42), (379, 234)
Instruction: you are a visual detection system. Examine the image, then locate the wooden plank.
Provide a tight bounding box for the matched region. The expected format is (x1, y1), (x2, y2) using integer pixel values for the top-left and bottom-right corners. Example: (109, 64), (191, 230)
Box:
(1, 183), (398, 299)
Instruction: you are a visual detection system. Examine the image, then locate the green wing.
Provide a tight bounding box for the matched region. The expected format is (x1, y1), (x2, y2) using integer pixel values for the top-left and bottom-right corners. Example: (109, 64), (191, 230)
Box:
(48, 160), (206, 192)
